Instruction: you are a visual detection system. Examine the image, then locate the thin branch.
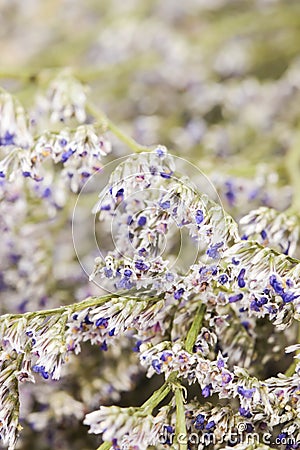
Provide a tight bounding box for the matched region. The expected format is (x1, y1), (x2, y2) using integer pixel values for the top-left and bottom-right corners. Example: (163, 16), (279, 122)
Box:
(86, 102), (152, 154)
(185, 303), (206, 353)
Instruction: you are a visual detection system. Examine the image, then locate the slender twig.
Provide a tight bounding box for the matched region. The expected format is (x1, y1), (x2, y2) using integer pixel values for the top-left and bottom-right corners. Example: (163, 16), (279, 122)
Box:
(285, 133), (300, 213)
(174, 385), (187, 450)
(0, 293), (153, 322)
(96, 442), (111, 450)
(285, 323), (300, 377)
(142, 371), (178, 412)
(185, 303), (206, 353)
(86, 102), (152, 154)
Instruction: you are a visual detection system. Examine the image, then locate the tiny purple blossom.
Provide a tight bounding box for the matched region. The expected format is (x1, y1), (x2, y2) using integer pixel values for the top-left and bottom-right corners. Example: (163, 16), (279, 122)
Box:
(61, 148), (75, 163)
(237, 268), (246, 288)
(281, 291), (300, 303)
(239, 407), (252, 418)
(195, 414), (205, 430)
(123, 269), (132, 278)
(174, 288), (184, 300)
(135, 260), (149, 271)
(205, 420), (215, 430)
(202, 384), (212, 398)
(95, 317), (109, 328)
(152, 359), (162, 374)
(218, 274), (228, 284)
(206, 242), (223, 259)
(261, 229), (267, 240)
(138, 216), (147, 226)
(221, 371), (232, 385)
(237, 386), (255, 398)
(229, 293), (243, 303)
(195, 209), (204, 224)
(269, 274), (284, 295)
(1, 131), (15, 145)
(159, 200), (170, 209)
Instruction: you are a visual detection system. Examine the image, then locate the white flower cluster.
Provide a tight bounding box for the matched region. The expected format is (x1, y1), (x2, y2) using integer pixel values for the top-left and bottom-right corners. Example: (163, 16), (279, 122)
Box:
(0, 82), (111, 193)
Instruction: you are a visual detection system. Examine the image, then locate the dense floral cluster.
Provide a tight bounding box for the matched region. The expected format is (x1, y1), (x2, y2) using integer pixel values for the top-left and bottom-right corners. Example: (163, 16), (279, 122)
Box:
(1, 1), (300, 449)
(1, 92), (300, 448)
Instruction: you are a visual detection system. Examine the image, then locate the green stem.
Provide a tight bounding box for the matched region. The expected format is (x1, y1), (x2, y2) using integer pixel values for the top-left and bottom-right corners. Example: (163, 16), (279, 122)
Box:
(185, 303), (206, 353)
(174, 386), (187, 450)
(0, 70), (40, 82)
(0, 293), (151, 322)
(285, 321), (300, 377)
(96, 442), (111, 450)
(285, 133), (300, 212)
(86, 102), (151, 154)
(142, 372), (177, 412)
(95, 373), (179, 450)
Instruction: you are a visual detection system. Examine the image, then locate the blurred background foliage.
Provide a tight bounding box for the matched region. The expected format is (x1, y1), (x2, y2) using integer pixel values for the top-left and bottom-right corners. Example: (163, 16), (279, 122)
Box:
(1, 0), (300, 191)
(1, 0), (300, 448)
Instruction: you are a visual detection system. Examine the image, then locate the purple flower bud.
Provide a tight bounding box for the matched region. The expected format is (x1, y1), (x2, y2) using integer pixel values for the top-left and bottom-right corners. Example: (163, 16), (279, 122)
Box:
(60, 138), (68, 146)
(269, 274), (284, 295)
(237, 386), (255, 398)
(202, 384), (212, 398)
(83, 314), (93, 325)
(232, 257), (240, 265)
(160, 170), (173, 179)
(32, 365), (49, 380)
(135, 260), (149, 271)
(217, 358), (225, 369)
(61, 148), (75, 163)
(261, 229), (268, 240)
(237, 268), (246, 288)
(195, 209), (204, 224)
(165, 272), (174, 282)
(104, 268), (113, 278)
(155, 147), (166, 157)
(205, 420), (215, 430)
(42, 187), (51, 198)
(124, 269), (132, 278)
(277, 432), (287, 443)
(164, 425), (174, 434)
(138, 216), (147, 226)
(100, 340), (108, 351)
(152, 359), (162, 374)
(115, 188), (124, 198)
(132, 340), (142, 352)
(95, 317), (109, 328)
(221, 371), (232, 385)
(206, 242), (223, 259)
(174, 288), (184, 300)
(239, 407), (252, 418)
(225, 181), (235, 206)
(160, 200), (171, 209)
(229, 293), (243, 303)
(4, 131), (15, 145)
(218, 274), (228, 285)
(101, 204), (111, 211)
(117, 278), (133, 289)
(160, 351), (173, 362)
(195, 414), (205, 430)
(281, 291), (300, 303)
